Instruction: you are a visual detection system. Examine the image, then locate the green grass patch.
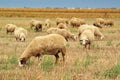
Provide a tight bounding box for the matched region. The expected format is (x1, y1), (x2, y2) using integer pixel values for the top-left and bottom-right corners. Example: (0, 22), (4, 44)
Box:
(66, 43), (70, 47)
(104, 55), (120, 79)
(116, 43), (120, 47)
(63, 72), (72, 80)
(74, 58), (81, 71)
(41, 56), (54, 72)
(82, 53), (92, 68)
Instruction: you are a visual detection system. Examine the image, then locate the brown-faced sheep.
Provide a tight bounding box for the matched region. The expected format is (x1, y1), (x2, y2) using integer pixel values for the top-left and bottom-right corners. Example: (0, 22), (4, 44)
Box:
(5, 24), (17, 34)
(69, 17), (86, 28)
(14, 27), (28, 42)
(30, 19), (43, 32)
(78, 24), (104, 49)
(18, 34), (66, 67)
(47, 28), (77, 41)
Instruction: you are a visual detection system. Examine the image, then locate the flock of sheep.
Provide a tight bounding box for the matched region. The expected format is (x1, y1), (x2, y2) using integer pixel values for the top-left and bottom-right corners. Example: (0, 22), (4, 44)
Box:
(5, 17), (114, 67)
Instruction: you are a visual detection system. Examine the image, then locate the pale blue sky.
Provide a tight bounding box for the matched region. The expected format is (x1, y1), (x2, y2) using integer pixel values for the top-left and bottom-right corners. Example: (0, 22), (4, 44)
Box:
(0, 0), (120, 8)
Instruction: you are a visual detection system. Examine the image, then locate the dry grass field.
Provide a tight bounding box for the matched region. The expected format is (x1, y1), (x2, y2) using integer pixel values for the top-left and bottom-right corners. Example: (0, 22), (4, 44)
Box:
(0, 8), (120, 80)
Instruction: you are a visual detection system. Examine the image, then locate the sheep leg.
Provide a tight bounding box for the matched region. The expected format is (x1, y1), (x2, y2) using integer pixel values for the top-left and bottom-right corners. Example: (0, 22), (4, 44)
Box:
(55, 54), (59, 64)
(88, 43), (91, 50)
(61, 48), (66, 62)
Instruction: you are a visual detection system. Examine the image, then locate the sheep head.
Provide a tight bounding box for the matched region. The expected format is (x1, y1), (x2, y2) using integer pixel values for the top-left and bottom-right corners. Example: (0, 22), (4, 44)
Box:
(18, 57), (27, 67)
(71, 34), (78, 41)
(19, 33), (26, 42)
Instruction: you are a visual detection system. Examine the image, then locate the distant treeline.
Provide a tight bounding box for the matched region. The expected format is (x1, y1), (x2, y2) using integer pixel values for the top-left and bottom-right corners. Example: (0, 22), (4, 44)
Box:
(0, 8), (120, 18)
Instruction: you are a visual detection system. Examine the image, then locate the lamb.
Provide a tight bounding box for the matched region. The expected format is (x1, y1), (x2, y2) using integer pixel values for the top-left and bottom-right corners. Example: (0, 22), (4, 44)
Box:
(47, 28), (77, 41)
(78, 24), (104, 49)
(5, 24), (17, 34)
(18, 34), (66, 67)
(30, 19), (43, 32)
(14, 27), (28, 42)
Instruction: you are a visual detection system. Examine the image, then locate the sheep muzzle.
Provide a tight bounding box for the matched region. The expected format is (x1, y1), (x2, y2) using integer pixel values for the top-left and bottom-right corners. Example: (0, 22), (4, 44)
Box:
(19, 58), (27, 67)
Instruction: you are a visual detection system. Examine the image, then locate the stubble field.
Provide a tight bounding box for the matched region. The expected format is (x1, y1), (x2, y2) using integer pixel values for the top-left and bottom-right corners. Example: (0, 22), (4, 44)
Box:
(0, 8), (120, 80)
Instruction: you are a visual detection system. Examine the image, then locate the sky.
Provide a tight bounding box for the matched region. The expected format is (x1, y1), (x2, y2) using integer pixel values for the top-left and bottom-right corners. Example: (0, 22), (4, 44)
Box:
(0, 0), (120, 8)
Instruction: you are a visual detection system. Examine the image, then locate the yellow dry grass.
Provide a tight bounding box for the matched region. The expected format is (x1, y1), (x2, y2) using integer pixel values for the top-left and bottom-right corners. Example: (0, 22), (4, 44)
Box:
(0, 8), (120, 18)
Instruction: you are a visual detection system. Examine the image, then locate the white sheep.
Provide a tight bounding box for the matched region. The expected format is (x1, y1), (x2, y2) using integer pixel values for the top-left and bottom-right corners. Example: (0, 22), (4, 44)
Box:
(5, 24), (17, 34)
(14, 27), (28, 42)
(57, 23), (68, 29)
(56, 18), (69, 25)
(18, 34), (66, 67)
(47, 28), (77, 41)
(69, 17), (86, 28)
(79, 29), (95, 49)
(44, 19), (52, 28)
(78, 24), (104, 49)
(104, 20), (114, 26)
(30, 19), (43, 31)
(96, 18), (105, 25)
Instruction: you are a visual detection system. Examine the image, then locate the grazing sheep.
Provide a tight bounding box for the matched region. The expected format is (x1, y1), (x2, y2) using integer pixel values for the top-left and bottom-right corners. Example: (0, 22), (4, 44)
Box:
(18, 34), (66, 67)
(44, 19), (52, 28)
(5, 24), (17, 34)
(57, 23), (68, 29)
(78, 24), (104, 39)
(30, 19), (43, 32)
(78, 24), (104, 49)
(14, 27), (27, 42)
(80, 29), (95, 49)
(56, 18), (69, 25)
(47, 28), (77, 41)
(69, 17), (86, 28)
(93, 21), (103, 28)
(104, 20), (114, 26)
(96, 18), (105, 25)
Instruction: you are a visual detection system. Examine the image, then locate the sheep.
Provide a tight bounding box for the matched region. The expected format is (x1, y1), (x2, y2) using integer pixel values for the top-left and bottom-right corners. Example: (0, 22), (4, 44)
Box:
(18, 34), (66, 67)
(44, 19), (52, 28)
(78, 24), (104, 49)
(104, 20), (114, 26)
(78, 24), (104, 39)
(57, 23), (68, 29)
(30, 19), (43, 32)
(79, 29), (95, 49)
(5, 24), (17, 34)
(14, 27), (28, 42)
(47, 28), (77, 41)
(96, 18), (105, 25)
(93, 21), (103, 28)
(69, 17), (86, 28)
(56, 18), (69, 25)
